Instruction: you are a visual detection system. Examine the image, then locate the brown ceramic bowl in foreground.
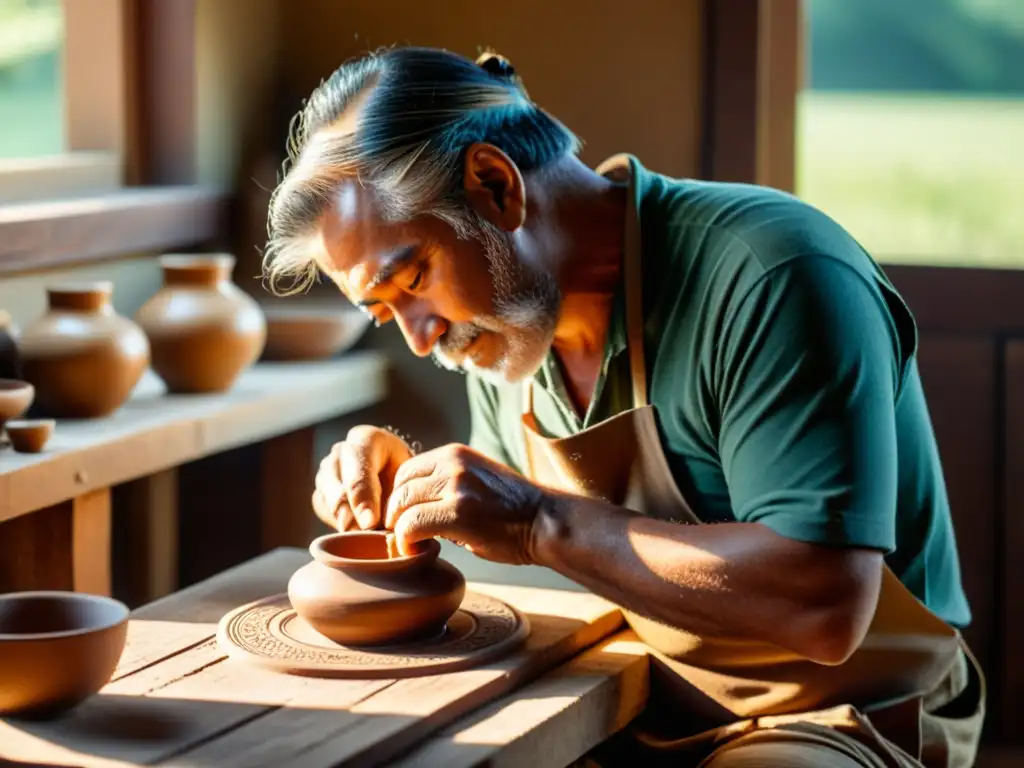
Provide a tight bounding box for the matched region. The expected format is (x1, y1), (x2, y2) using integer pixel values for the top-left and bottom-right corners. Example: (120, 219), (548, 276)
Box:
(287, 531), (466, 647)
(260, 304), (371, 362)
(0, 378), (34, 431)
(5, 418), (55, 453)
(0, 591), (129, 718)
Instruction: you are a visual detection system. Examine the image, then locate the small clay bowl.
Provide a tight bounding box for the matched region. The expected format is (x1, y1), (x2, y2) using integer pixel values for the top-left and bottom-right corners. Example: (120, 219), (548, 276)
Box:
(260, 304), (371, 362)
(0, 591), (129, 718)
(287, 531), (466, 647)
(0, 378), (34, 432)
(5, 419), (55, 453)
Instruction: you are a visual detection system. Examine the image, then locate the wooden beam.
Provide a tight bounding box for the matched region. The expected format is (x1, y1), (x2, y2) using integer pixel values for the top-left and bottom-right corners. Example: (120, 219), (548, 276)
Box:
(62, 0), (131, 164)
(261, 427), (318, 551)
(114, 469), (180, 606)
(71, 488), (113, 596)
(129, 0), (198, 185)
(0, 186), (227, 276)
(700, 0), (801, 191)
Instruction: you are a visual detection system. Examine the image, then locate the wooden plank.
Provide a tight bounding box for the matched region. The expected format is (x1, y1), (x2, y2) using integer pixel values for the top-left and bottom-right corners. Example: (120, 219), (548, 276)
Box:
(63, 0), (131, 162)
(112, 469), (179, 606)
(393, 631), (649, 768)
(129, 0), (197, 185)
(167, 584), (624, 767)
(915, 336), (997, 699)
(887, 265), (1024, 334)
(0, 502), (73, 591)
(1001, 340), (1024, 739)
(261, 427), (318, 551)
(72, 488), (113, 596)
(0, 186), (227, 276)
(0, 354), (387, 523)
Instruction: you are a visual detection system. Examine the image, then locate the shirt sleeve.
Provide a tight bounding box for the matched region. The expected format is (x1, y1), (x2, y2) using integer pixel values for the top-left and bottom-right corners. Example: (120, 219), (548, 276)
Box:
(715, 255), (911, 553)
(466, 373), (515, 467)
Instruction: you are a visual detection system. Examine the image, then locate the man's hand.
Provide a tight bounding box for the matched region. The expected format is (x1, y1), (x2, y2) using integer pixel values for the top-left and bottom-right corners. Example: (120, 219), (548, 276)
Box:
(313, 426), (413, 531)
(384, 443), (547, 564)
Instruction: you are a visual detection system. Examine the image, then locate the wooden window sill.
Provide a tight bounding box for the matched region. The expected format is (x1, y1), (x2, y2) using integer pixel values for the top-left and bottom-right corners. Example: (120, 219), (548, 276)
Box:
(0, 185), (229, 275)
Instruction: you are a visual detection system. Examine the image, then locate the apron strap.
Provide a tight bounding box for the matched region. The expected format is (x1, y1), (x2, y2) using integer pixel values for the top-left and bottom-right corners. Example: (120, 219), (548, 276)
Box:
(521, 156), (649, 417)
(622, 167), (648, 409)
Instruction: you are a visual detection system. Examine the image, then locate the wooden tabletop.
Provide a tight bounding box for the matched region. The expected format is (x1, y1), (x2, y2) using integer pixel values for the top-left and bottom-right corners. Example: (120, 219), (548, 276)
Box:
(0, 353), (387, 522)
(0, 549), (649, 768)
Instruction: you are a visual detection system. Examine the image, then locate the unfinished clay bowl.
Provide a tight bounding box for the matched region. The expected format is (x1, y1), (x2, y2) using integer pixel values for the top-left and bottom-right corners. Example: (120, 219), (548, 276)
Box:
(260, 303), (371, 362)
(135, 254), (267, 393)
(288, 531), (466, 647)
(18, 282), (150, 418)
(0, 378), (34, 432)
(5, 419), (55, 453)
(0, 591), (129, 718)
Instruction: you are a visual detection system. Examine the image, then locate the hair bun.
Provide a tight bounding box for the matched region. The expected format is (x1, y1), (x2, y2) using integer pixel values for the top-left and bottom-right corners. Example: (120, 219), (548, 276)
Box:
(476, 51), (517, 80)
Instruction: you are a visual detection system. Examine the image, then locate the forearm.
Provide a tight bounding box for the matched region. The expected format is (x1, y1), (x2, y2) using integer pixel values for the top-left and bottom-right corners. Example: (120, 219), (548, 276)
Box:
(531, 494), (882, 665)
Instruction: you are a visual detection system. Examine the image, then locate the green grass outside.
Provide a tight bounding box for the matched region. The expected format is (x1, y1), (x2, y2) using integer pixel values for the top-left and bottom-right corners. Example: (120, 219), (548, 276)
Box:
(796, 91), (1024, 269)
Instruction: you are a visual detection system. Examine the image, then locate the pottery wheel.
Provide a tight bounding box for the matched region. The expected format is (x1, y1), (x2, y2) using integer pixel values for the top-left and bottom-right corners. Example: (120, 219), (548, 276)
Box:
(216, 591), (530, 678)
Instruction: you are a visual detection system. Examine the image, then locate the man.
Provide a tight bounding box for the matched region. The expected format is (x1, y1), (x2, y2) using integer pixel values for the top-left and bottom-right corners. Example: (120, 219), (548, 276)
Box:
(263, 47), (984, 767)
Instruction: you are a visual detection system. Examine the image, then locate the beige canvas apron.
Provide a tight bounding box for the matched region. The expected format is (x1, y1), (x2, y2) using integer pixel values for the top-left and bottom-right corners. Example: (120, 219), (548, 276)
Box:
(520, 157), (986, 767)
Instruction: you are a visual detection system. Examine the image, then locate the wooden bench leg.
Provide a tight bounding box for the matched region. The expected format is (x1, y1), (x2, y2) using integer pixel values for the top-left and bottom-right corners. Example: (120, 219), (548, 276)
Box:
(0, 489), (111, 595)
(116, 468), (179, 605)
(71, 488), (112, 596)
(261, 426), (317, 551)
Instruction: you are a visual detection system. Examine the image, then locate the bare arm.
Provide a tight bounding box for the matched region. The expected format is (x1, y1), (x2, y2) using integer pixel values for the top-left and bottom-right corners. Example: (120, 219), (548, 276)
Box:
(532, 493), (883, 666)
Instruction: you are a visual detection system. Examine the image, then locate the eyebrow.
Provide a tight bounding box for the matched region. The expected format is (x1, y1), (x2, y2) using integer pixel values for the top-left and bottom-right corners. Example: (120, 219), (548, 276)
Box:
(355, 246), (417, 308)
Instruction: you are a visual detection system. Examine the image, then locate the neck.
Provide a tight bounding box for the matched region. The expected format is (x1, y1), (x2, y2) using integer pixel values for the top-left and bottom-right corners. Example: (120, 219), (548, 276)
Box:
(529, 157), (627, 357)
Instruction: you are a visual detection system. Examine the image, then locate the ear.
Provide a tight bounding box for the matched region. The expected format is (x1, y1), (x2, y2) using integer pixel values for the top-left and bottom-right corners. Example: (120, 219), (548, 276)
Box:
(463, 143), (526, 231)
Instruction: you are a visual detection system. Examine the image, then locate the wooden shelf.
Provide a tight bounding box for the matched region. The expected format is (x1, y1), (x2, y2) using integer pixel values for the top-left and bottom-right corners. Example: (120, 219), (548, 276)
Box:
(0, 352), (388, 523)
(0, 185), (229, 275)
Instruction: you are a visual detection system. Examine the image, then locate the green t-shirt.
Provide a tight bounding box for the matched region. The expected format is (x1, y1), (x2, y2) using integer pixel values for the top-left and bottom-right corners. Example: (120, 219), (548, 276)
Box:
(467, 156), (971, 628)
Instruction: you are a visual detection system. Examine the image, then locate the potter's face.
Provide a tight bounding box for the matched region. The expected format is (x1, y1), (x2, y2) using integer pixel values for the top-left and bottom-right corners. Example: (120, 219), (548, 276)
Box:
(319, 178), (560, 385)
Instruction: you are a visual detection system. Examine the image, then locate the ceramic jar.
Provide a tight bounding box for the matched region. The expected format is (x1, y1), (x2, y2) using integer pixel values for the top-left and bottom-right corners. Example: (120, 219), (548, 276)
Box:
(18, 283), (150, 418)
(0, 310), (22, 379)
(135, 254), (267, 394)
(288, 531), (466, 646)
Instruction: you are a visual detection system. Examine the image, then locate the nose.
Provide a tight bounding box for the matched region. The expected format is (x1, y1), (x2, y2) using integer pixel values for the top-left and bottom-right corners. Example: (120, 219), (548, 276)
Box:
(393, 299), (445, 357)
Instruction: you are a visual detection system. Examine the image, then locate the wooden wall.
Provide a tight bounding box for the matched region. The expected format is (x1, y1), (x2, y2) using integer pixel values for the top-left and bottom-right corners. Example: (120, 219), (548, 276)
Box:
(886, 265), (1024, 744)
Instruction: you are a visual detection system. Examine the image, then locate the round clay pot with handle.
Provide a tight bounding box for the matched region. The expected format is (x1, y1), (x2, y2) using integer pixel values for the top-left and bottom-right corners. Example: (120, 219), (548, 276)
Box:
(135, 254), (267, 394)
(18, 283), (150, 418)
(288, 531), (466, 647)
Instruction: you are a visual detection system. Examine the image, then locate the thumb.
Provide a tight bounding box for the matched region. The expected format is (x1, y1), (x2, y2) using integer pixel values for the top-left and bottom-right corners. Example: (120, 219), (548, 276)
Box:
(392, 502), (454, 556)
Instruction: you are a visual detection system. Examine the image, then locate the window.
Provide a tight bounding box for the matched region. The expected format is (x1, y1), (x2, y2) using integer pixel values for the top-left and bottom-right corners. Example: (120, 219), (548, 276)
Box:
(797, 0), (1024, 267)
(0, 0), (63, 158)
(0, 0), (122, 205)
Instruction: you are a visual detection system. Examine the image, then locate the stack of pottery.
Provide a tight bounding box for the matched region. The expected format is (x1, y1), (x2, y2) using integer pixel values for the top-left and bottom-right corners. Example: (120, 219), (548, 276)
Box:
(135, 254), (267, 393)
(18, 282), (150, 419)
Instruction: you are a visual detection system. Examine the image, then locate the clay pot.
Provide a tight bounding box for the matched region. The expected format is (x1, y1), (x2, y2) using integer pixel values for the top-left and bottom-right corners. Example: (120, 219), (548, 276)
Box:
(260, 303), (371, 362)
(0, 310), (22, 379)
(288, 531), (466, 647)
(0, 591), (129, 718)
(0, 379), (34, 433)
(135, 254), (267, 393)
(18, 283), (150, 419)
(6, 419), (55, 453)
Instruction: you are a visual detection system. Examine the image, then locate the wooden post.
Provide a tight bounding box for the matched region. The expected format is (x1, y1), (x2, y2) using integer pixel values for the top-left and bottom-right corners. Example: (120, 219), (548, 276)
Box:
(0, 489), (111, 595)
(260, 426), (318, 551)
(114, 469), (180, 605)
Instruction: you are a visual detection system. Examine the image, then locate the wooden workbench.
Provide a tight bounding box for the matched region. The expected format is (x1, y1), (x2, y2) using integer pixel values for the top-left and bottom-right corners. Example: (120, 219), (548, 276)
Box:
(0, 353), (388, 598)
(0, 548), (649, 768)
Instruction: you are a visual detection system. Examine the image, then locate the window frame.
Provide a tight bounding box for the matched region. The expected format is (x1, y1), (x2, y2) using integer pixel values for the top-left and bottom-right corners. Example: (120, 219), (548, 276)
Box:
(0, 0), (227, 276)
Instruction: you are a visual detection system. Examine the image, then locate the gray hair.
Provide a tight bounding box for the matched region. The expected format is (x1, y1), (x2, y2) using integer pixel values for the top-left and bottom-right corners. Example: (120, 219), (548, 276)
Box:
(262, 47), (581, 296)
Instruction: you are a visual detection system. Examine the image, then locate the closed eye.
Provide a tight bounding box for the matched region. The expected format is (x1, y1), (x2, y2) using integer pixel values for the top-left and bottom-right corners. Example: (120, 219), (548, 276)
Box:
(408, 269), (423, 291)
